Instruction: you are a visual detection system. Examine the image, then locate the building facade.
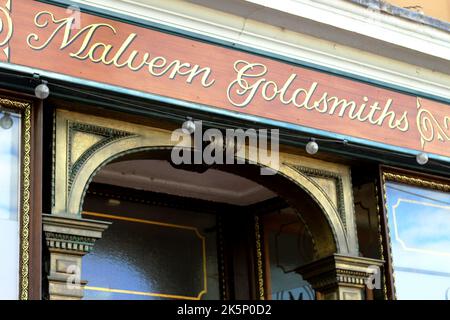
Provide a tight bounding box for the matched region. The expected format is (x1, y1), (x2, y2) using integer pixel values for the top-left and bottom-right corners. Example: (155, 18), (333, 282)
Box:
(0, 0), (449, 300)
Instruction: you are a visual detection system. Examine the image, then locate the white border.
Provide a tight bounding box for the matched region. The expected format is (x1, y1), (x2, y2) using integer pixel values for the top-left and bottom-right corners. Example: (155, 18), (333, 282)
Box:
(392, 198), (450, 257)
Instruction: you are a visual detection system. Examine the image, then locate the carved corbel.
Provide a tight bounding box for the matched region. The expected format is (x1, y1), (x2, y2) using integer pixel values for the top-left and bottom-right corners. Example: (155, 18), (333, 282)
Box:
(296, 254), (384, 300)
(42, 214), (110, 300)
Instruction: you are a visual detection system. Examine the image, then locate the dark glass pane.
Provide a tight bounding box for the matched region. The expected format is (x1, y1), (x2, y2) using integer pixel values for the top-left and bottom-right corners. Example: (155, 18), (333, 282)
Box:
(82, 197), (220, 300)
(261, 208), (315, 300)
(385, 181), (450, 300)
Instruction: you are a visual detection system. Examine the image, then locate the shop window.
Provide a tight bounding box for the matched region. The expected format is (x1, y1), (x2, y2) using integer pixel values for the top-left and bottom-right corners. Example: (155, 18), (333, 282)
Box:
(0, 111), (21, 299)
(79, 160), (323, 301)
(383, 170), (450, 300)
(81, 195), (220, 300)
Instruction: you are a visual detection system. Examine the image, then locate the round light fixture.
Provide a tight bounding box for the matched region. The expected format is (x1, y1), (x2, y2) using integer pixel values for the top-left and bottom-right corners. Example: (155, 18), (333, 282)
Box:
(0, 112), (13, 130)
(306, 138), (319, 155)
(182, 119), (196, 134)
(416, 152), (429, 165)
(35, 81), (50, 99)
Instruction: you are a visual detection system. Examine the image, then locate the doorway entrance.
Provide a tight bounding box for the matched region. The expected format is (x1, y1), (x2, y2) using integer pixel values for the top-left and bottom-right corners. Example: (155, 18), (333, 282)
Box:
(47, 109), (368, 300)
(80, 153), (317, 300)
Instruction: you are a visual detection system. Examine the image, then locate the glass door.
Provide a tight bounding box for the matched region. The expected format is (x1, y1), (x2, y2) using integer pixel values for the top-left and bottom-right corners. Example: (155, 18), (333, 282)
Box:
(258, 207), (316, 300)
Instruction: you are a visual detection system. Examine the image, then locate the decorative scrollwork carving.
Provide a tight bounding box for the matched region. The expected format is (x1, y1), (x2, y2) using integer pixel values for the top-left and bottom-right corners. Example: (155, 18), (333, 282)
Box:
(290, 165), (346, 227)
(254, 216), (265, 300)
(0, 97), (32, 300)
(383, 172), (450, 192)
(67, 121), (135, 194)
(416, 98), (450, 149)
(0, 2), (13, 61)
(44, 231), (98, 253)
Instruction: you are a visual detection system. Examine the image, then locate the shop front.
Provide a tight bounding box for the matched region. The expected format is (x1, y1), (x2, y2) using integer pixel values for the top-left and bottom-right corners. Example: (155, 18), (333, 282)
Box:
(0, 0), (449, 300)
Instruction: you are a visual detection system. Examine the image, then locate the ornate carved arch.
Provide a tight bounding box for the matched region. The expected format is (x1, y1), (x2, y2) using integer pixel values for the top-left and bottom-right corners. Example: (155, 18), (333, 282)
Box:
(53, 109), (359, 257)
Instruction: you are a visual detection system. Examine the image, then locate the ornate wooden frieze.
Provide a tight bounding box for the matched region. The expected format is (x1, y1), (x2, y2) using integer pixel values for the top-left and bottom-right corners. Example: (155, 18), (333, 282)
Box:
(53, 109), (356, 259)
(286, 162), (359, 256)
(43, 214), (109, 251)
(67, 121), (135, 194)
(291, 165), (346, 226)
(383, 172), (450, 192)
(44, 232), (98, 253)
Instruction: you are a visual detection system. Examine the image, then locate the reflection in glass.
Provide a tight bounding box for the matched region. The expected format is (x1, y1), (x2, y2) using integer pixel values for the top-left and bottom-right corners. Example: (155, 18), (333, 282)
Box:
(261, 208), (315, 300)
(385, 181), (450, 300)
(82, 208), (220, 300)
(0, 112), (21, 299)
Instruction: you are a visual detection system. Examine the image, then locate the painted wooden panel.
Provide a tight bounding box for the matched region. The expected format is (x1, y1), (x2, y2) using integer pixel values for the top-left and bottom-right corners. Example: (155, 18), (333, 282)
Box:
(1, 0), (449, 158)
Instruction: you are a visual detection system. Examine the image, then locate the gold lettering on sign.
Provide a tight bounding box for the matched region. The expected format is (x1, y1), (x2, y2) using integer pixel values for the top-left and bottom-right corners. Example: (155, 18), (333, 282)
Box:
(27, 11), (116, 51)
(416, 98), (450, 148)
(228, 60), (409, 133)
(27, 11), (215, 88)
(0, 2), (13, 61)
(24, 10), (450, 153)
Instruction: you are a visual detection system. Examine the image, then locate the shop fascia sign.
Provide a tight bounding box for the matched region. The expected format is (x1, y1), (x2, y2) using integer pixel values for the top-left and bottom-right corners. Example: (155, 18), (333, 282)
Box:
(0, 1), (448, 159)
